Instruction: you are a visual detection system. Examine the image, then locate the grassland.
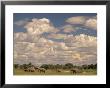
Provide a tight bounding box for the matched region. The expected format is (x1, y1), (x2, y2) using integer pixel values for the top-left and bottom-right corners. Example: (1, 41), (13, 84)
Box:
(14, 68), (97, 75)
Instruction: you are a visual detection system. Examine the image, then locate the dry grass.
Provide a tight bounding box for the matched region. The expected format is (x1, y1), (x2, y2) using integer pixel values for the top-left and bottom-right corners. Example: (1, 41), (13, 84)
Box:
(13, 68), (97, 75)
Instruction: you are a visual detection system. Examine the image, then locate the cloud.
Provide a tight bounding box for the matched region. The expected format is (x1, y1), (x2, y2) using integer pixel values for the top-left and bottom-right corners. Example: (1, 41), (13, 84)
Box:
(51, 28), (59, 33)
(14, 32), (27, 42)
(64, 34), (97, 47)
(66, 16), (87, 24)
(47, 33), (67, 39)
(14, 17), (97, 65)
(85, 18), (97, 30)
(14, 33), (97, 65)
(24, 18), (55, 35)
(66, 16), (97, 30)
(14, 18), (29, 26)
(62, 25), (76, 33)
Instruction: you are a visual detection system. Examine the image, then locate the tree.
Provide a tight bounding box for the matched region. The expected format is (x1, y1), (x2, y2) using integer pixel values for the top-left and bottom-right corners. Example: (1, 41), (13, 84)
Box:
(22, 64), (28, 69)
(82, 65), (88, 69)
(14, 64), (19, 69)
(48, 64), (55, 69)
(40, 64), (49, 70)
(55, 64), (63, 69)
(88, 64), (97, 69)
(64, 63), (73, 69)
(94, 64), (97, 69)
(27, 62), (32, 68)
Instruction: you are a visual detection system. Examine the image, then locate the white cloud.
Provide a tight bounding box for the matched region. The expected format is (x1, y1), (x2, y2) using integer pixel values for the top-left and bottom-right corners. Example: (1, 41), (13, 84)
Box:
(39, 18), (50, 23)
(66, 16), (97, 30)
(66, 16), (87, 24)
(24, 18), (55, 35)
(64, 34), (97, 47)
(47, 33), (67, 39)
(85, 18), (97, 30)
(14, 18), (29, 26)
(62, 25), (76, 33)
(14, 18), (97, 65)
(14, 32), (27, 42)
(14, 33), (97, 65)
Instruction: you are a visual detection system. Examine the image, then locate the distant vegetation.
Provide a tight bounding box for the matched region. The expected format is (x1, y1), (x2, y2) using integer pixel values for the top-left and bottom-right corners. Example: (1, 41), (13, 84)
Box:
(14, 62), (97, 70)
(14, 62), (97, 75)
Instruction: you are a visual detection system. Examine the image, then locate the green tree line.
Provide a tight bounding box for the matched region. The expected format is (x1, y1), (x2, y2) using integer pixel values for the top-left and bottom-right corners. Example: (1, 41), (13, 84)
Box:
(14, 63), (97, 70)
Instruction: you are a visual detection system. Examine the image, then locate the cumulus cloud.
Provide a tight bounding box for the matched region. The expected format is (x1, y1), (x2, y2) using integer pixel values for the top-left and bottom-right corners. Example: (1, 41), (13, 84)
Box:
(51, 28), (59, 33)
(14, 34), (97, 65)
(64, 34), (97, 47)
(66, 16), (97, 30)
(24, 18), (55, 35)
(14, 18), (29, 26)
(85, 18), (97, 30)
(66, 16), (87, 24)
(14, 17), (97, 65)
(64, 34), (97, 63)
(47, 33), (67, 39)
(14, 32), (27, 42)
(62, 25), (76, 33)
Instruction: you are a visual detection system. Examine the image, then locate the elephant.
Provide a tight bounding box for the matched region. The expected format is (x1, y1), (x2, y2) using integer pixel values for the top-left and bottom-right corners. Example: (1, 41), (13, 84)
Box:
(70, 69), (77, 74)
(56, 69), (61, 72)
(38, 68), (46, 73)
(24, 67), (35, 72)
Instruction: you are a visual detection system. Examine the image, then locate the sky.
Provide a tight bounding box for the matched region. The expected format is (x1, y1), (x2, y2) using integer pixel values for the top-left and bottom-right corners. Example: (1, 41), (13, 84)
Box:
(13, 13), (97, 65)
(14, 13), (97, 35)
(14, 13), (96, 27)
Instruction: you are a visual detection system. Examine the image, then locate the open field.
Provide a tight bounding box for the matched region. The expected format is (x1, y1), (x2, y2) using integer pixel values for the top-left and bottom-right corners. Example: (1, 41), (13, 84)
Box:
(14, 68), (97, 75)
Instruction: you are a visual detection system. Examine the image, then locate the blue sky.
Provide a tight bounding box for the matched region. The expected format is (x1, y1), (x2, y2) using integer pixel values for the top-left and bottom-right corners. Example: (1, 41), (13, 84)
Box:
(14, 13), (97, 33)
(14, 13), (96, 27)
(14, 13), (96, 26)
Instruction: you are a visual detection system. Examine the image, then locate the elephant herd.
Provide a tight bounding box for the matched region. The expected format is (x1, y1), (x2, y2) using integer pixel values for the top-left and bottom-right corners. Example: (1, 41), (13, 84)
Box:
(35, 67), (46, 73)
(24, 67), (46, 73)
(56, 69), (80, 74)
(24, 66), (80, 74)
